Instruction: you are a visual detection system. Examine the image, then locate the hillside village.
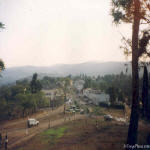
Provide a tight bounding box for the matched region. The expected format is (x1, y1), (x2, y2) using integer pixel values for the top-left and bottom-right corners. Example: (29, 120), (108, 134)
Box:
(0, 71), (147, 150)
(0, 72), (141, 150)
(42, 78), (111, 113)
(0, 0), (150, 150)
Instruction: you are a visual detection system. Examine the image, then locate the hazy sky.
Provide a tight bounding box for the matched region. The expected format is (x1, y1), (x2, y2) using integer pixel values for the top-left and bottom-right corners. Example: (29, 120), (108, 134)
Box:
(0, 0), (132, 67)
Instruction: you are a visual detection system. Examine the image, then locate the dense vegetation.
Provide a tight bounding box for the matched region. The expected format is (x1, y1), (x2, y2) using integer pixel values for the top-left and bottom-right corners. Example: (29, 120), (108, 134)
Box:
(0, 74), (72, 121)
(82, 72), (132, 104)
(40, 76), (59, 89)
(0, 71), (149, 121)
(0, 74), (49, 121)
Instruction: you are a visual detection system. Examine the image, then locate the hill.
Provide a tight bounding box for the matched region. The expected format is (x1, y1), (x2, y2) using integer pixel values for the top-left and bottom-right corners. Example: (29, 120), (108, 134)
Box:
(0, 61), (130, 86)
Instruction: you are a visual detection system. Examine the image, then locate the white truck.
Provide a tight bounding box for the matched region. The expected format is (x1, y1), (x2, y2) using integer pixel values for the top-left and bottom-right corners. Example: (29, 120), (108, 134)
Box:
(27, 118), (39, 128)
(104, 115), (113, 121)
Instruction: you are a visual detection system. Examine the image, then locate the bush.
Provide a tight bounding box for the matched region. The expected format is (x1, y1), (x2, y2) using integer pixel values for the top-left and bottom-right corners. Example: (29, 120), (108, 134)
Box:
(92, 106), (104, 116)
(110, 102), (125, 109)
(99, 102), (110, 108)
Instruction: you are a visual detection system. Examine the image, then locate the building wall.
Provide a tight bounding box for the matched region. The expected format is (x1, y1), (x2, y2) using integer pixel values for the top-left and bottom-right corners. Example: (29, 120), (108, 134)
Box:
(83, 89), (110, 105)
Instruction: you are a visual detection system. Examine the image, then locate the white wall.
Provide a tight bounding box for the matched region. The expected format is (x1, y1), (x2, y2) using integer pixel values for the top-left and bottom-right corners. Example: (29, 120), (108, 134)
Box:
(83, 90), (110, 105)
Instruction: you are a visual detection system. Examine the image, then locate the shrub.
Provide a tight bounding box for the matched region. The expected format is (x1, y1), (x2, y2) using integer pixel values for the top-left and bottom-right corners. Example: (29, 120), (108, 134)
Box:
(110, 102), (125, 109)
(99, 102), (110, 108)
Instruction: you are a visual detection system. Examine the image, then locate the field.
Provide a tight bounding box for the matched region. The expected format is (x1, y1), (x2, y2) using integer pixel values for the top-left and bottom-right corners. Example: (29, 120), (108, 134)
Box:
(14, 107), (150, 150)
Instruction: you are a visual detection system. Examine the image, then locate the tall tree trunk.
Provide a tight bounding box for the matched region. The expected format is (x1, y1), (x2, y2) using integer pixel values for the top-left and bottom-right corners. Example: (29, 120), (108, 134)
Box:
(142, 66), (148, 118)
(127, 0), (140, 147)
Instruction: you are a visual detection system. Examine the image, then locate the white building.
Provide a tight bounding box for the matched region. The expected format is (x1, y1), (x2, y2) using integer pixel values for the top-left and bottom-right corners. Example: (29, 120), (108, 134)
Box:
(74, 80), (85, 92)
(83, 88), (110, 105)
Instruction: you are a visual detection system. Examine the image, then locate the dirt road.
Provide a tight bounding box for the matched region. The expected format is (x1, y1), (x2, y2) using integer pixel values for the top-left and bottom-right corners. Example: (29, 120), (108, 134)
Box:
(0, 106), (85, 150)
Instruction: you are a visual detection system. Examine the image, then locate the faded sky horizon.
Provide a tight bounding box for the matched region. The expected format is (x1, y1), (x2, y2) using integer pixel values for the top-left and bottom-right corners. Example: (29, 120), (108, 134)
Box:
(0, 0), (131, 67)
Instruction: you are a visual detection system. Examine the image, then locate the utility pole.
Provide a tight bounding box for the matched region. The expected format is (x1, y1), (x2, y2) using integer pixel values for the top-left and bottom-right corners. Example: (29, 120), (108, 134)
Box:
(51, 91), (54, 111)
(48, 97), (51, 129)
(48, 119), (51, 129)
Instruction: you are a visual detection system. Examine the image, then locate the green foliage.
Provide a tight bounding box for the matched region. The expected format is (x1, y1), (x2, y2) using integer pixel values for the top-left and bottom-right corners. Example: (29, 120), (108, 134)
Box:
(42, 127), (67, 145)
(0, 98), (8, 119)
(40, 76), (61, 89)
(0, 23), (5, 76)
(111, 0), (132, 24)
(92, 107), (103, 116)
(111, 9), (125, 23)
(111, 0), (150, 59)
(83, 73), (132, 103)
(0, 82), (48, 120)
(64, 77), (71, 88)
(110, 102), (125, 109)
(30, 73), (42, 93)
(106, 86), (116, 104)
(84, 77), (92, 89)
(0, 22), (5, 29)
(0, 59), (5, 78)
(85, 107), (90, 114)
(16, 79), (29, 86)
(138, 30), (150, 58)
(42, 127), (67, 137)
(74, 100), (79, 107)
(99, 102), (110, 108)
(0, 59), (5, 71)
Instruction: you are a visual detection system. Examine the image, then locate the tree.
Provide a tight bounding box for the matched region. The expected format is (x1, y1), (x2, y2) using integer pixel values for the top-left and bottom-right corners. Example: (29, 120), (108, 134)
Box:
(30, 73), (42, 94)
(111, 0), (150, 146)
(0, 59), (5, 71)
(61, 77), (71, 114)
(106, 87), (116, 104)
(0, 23), (5, 73)
(118, 89), (124, 102)
(142, 66), (149, 118)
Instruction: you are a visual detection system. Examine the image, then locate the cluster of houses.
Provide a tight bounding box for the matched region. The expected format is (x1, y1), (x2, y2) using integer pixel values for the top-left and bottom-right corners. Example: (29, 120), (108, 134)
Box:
(74, 79), (110, 106)
(42, 79), (110, 108)
(42, 89), (64, 99)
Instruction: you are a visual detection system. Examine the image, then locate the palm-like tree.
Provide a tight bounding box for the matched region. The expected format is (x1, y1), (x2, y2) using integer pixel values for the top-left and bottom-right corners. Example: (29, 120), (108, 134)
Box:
(0, 22), (5, 72)
(0, 22), (5, 29)
(0, 59), (5, 71)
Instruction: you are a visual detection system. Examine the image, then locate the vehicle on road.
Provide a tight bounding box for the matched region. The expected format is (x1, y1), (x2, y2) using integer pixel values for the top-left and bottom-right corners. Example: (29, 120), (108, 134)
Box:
(27, 118), (39, 128)
(104, 114), (113, 121)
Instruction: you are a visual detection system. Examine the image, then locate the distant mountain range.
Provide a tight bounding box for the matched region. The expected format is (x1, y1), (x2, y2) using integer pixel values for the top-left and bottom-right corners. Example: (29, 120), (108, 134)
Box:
(0, 61), (131, 86)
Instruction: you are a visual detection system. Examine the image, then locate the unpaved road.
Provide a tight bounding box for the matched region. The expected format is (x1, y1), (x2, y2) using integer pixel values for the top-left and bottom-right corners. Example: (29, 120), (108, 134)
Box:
(0, 106), (85, 150)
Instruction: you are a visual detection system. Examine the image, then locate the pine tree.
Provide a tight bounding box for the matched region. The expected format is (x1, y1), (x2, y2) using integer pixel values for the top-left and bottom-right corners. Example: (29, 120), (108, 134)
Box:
(111, 0), (150, 147)
(142, 66), (149, 118)
(0, 23), (5, 73)
(30, 73), (42, 93)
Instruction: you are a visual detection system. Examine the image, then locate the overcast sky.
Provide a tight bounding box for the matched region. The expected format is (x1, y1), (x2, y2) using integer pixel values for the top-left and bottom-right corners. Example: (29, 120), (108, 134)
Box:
(0, 0), (132, 67)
